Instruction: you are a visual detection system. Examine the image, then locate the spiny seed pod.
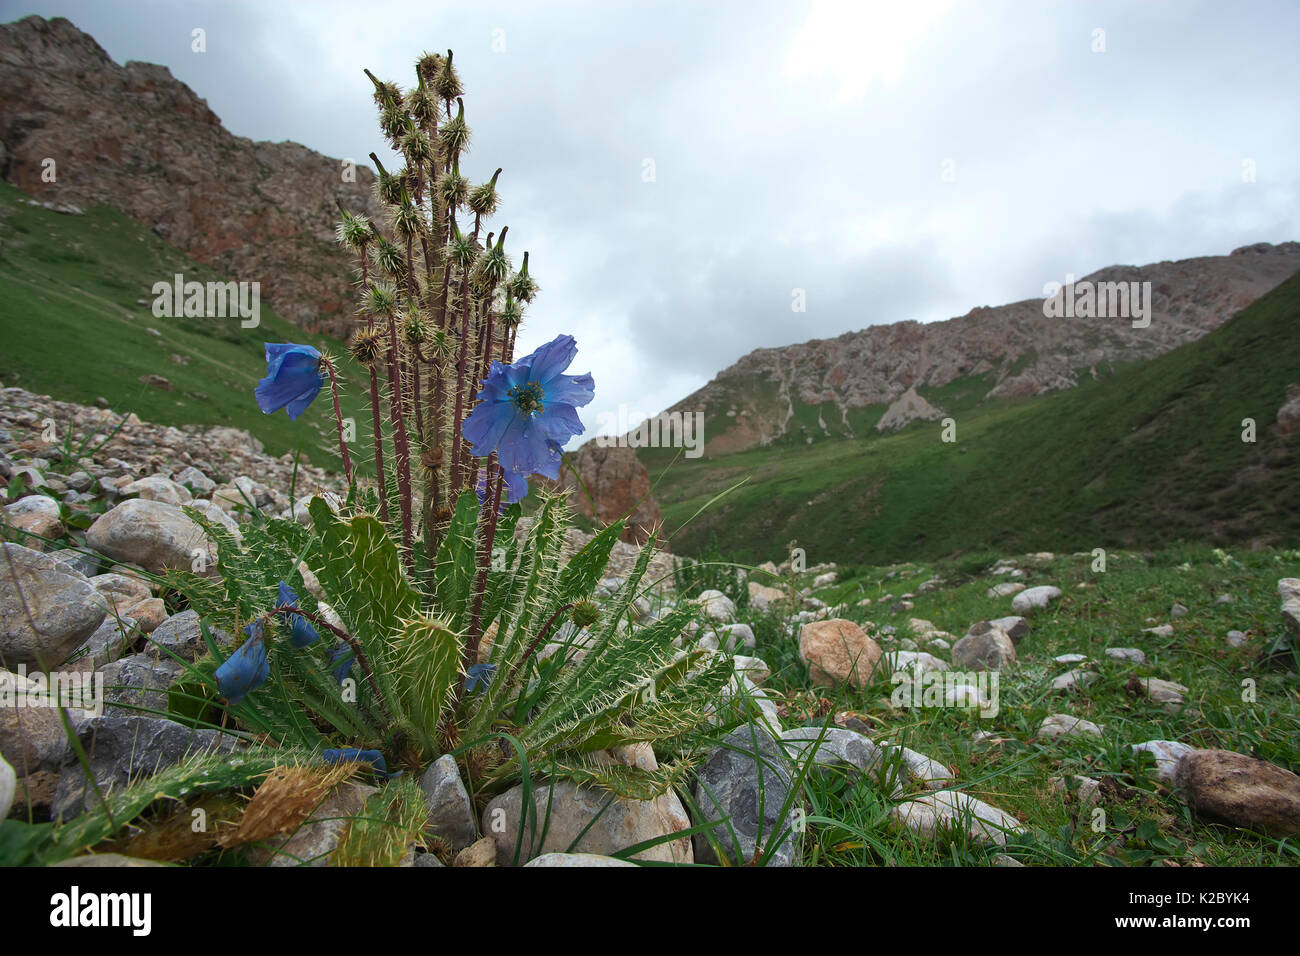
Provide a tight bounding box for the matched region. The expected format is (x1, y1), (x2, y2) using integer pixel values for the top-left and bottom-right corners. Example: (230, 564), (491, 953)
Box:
(571, 601), (601, 630)
(416, 51), (443, 83)
(467, 168), (502, 217)
(390, 194), (427, 239)
(364, 69), (403, 109)
(499, 295), (524, 329)
(505, 251), (538, 302)
(420, 445), (443, 472)
(401, 128), (435, 167)
(335, 210), (371, 252)
(370, 237), (406, 280)
(434, 50), (463, 102)
(349, 327), (385, 365)
(439, 99), (470, 157)
(474, 228), (511, 288)
(408, 82), (439, 128)
(381, 104), (410, 142)
(401, 306), (430, 344)
(447, 222), (477, 270)
(435, 165), (469, 210)
(360, 281), (398, 318)
(375, 168), (403, 206)
(425, 327), (453, 360)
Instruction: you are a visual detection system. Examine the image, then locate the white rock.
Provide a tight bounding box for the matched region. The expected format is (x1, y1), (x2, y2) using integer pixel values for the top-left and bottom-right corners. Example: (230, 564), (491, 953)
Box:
(1131, 740), (1197, 785)
(1143, 624), (1175, 638)
(986, 582), (1025, 598)
(1105, 647), (1146, 663)
(1054, 653), (1089, 664)
(1038, 714), (1104, 738)
(119, 474), (192, 506)
(1011, 585), (1062, 614)
(1226, 630), (1248, 647)
(694, 589), (737, 620)
(1050, 669), (1096, 691)
(812, 571), (838, 588)
(891, 790), (1025, 846)
(0, 754), (14, 821)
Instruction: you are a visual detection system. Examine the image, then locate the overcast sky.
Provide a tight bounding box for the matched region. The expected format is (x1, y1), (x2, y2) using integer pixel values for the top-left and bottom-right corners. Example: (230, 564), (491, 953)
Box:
(6, 0), (1300, 434)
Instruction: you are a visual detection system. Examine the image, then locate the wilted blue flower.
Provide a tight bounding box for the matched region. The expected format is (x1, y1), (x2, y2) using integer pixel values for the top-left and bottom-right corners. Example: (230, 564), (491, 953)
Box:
(216, 618), (269, 705)
(328, 644), (354, 684)
(465, 662), (496, 692)
(322, 748), (388, 774)
(462, 334), (594, 502)
(255, 343), (324, 420)
(274, 580), (319, 648)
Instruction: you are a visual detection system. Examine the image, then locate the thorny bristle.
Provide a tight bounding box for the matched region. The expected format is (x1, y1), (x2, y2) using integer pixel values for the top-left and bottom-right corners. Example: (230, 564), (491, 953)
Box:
(402, 307), (430, 344)
(371, 237), (407, 280)
(335, 211), (372, 251)
(416, 51), (444, 82)
(360, 281), (398, 317)
(401, 128), (435, 166)
(505, 270), (538, 303)
(349, 327), (385, 365)
(435, 168), (469, 210)
(439, 102), (470, 157)
(434, 50), (463, 101)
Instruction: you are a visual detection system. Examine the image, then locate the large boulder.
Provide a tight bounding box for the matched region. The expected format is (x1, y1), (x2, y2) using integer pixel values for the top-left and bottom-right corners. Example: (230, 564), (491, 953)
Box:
(85, 498), (213, 575)
(799, 618), (882, 688)
(1174, 749), (1300, 837)
(0, 542), (107, 668)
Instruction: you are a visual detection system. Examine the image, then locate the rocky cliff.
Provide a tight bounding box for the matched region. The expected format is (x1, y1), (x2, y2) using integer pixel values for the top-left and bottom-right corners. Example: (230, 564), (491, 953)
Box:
(0, 15), (382, 337)
(668, 242), (1300, 453)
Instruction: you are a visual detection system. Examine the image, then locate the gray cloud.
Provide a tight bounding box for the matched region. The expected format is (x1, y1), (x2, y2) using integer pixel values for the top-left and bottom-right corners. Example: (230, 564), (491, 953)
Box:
(4, 0), (1299, 435)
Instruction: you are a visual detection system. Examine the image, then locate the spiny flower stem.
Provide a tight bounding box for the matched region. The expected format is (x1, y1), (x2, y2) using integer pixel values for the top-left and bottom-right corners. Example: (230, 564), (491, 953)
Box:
(322, 359), (354, 488)
(275, 605), (384, 706)
(366, 366), (389, 524)
(510, 601), (576, 685)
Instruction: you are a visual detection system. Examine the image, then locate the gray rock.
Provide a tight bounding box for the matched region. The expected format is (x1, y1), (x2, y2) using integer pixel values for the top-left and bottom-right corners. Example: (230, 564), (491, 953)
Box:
(0, 542), (108, 668)
(412, 851), (446, 867)
(952, 622), (1017, 670)
(694, 589), (737, 620)
(89, 572), (151, 614)
(3, 494), (65, 544)
(119, 475), (192, 506)
(891, 790), (1025, 846)
(1131, 740), (1197, 785)
(52, 715), (240, 821)
(97, 653), (183, 712)
(0, 668), (71, 771)
(1050, 668), (1097, 691)
(523, 852), (638, 867)
(1138, 677), (1188, 708)
(419, 754), (477, 850)
(1170, 602), (1189, 619)
(70, 614), (139, 670)
(483, 779), (693, 865)
(144, 609), (231, 664)
(693, 726), (798, 866)
(989, 616), (1029, 644)
(986, 582), (1025, 598)
(1226, 630), (1248, 648)
(253, 781), (378, 866)
(1038, 714), (1104, 738)
(1011, 585), (1062, 614)
(85, 498), (213, 575)
(1105, 647), (1146, 663)
(172, 466), (216, 496)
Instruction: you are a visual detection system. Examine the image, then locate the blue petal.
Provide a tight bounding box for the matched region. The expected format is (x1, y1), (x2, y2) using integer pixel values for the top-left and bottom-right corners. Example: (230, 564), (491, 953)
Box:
(328, 644), (353, 684)
(502, 469), (530, 502)
(540, 403), (586, 444)
(322, 748), (388, 774)
(255, 344), (323, 419)
(545, 371), (595, 409)
(525, 334), (577, 384)
(216, 619), (269, 705)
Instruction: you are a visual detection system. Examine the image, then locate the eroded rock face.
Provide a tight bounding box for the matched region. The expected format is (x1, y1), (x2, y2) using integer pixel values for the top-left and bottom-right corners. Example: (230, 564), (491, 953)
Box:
(1174, 749), (1300, 837)
(552, 442), (663, 545)
(0, 15), (384, 337)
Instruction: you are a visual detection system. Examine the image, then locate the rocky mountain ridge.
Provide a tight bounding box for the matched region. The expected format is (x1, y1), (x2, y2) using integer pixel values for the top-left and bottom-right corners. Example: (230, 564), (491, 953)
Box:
(665, 242), (1300, 454)
(0, 15), (382, 337)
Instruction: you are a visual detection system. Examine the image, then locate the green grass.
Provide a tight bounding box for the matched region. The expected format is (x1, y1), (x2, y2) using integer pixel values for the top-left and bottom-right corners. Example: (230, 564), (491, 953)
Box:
(649, 271), (1300, 564)
(744, 543), (1299, 865)
(0, 182), (374, 471)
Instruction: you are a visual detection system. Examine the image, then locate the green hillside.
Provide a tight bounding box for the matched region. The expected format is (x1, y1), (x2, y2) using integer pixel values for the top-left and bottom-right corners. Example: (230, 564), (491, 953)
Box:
(649, 273), (1300, 563)
(0, 182), (371, 470)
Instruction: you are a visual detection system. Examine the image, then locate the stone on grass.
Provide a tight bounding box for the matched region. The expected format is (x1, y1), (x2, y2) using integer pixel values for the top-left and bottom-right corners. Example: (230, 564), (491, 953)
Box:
(1131, 740), (1197, 785)
(891, 790), (1025, 846)
(951, 623), (1016, 670)
(989, 616), (1029, 644)
(1038, 714), (1104, 739)
(693, 727), (797, 866)
(1174, 749), (1300, 837)
(1105, 647), (1146, 663)
(523, 853), (638, 867)
(1011, 585), (1062, 614)
(798, 618), (882, 688)
(693, 589), (736, 620)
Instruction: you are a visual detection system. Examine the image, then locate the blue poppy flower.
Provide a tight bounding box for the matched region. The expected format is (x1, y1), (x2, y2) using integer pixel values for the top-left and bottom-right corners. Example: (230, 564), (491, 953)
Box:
(328, 644), (354, 684)
(274, 580), (319, 648)
(322, 748), (388, 775)
(216, 618), (269, 705)
(255, 343), (324, 420)
(461, 334), (594, 502)
(465, 662), (496, 692)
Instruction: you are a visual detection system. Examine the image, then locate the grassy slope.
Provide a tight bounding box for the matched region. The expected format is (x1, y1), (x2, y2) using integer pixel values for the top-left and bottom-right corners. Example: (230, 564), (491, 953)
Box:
(0, 182), (374, 471)
(729, 544), (1300, 865)
(648, 274), (1300, 563)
